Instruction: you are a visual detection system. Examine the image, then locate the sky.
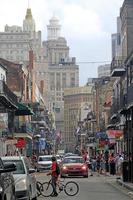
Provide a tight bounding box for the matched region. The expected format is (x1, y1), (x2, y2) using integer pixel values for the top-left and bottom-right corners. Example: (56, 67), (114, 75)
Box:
(0, 0), (123, 85)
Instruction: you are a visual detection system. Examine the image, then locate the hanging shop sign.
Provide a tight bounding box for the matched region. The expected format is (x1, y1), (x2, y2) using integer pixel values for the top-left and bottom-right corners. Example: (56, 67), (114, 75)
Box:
(106, 130), (123, 140)
(15, 138), (26, 148)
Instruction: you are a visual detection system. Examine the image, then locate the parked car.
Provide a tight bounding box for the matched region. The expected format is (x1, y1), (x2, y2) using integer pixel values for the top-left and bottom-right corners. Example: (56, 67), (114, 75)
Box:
(2, 156), (37, 200)
(37, 155), (52, 172)
(0, 157), (16, 200)
(61, 156), (88, 178)
(64, 153), (78, 157)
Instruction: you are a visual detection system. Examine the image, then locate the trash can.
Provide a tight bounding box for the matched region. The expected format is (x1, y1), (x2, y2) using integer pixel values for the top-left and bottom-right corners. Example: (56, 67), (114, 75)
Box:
(122, 161), (129, 182)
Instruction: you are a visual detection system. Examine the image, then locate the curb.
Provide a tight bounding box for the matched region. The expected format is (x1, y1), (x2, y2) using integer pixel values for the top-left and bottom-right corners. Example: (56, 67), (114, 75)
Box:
(117, 179), (133, 192)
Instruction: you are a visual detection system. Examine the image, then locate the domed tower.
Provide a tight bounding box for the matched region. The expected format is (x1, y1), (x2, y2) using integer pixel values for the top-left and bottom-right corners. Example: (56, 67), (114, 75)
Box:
(47, 16), (61, 40)
(23, 8), (36, 34)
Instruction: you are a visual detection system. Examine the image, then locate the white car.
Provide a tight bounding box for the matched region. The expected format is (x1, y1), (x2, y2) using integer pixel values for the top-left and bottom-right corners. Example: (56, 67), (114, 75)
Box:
(37, 155), (52, 172)
(56, 155), (62, 164)
(2, 156), (37, 200)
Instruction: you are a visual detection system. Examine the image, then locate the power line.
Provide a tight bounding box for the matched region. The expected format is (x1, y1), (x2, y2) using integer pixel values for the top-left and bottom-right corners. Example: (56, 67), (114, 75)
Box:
(76, 61), (111, 64)
(36, 60), (111, 64)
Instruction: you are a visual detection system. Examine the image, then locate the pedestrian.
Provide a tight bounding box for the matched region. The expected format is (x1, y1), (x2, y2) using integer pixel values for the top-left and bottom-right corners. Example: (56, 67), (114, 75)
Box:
(100, 155), (105, 174)
(109, 153), (116, 175)
(47, 156), (59, 197)
(96, 155), (101, 175)
(91, 156), (97, 172)
(117, 154), (123, 178)
(114, 153), (119, 175)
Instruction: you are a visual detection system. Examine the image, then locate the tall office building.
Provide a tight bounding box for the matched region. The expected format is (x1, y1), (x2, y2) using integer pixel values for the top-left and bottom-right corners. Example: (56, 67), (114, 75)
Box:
(98, 64), (111, 78)
(111, 17), (122, 60)
(120, 0), (133, 60)
(0, 8), (42, 63)
(42, 16), (79, 134)
(0, 8), (79, 136)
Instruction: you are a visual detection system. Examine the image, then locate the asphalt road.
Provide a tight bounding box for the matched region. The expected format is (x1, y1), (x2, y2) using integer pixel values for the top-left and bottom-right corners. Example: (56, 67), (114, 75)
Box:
(36, 172), (133, 200)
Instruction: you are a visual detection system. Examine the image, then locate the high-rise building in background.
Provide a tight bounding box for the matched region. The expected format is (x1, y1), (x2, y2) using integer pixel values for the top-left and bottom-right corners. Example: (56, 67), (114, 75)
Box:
(120, 0), (133, 60)
(0, 8), (42, 63)
(98, 64), (111, 78)
(41, 16), (79, 135)
(111, 17), (122, 60)
(0, 7), (79, 138)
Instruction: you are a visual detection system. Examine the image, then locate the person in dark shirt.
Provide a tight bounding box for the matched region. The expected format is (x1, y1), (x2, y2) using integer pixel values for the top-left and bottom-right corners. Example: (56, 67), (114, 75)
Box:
(47, 156), (58, 196)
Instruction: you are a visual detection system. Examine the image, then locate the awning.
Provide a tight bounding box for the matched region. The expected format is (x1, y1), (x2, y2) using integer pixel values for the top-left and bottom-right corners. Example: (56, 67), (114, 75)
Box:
(14, 133), (32, 140)
(15, 103), (34, 116)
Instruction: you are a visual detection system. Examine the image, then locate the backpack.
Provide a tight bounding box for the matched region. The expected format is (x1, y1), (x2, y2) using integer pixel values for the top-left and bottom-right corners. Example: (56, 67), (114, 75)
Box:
(56, 163), (60, 175)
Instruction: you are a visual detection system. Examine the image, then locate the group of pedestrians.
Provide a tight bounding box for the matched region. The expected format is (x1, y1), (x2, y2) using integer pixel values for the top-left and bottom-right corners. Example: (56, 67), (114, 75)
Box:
(88, 152), (124, 177)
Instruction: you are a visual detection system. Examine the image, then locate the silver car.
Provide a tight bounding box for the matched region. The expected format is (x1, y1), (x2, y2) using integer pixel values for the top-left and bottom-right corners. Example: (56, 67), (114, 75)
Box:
(2, 156), (37, 200)
(0, 157), (16, 200)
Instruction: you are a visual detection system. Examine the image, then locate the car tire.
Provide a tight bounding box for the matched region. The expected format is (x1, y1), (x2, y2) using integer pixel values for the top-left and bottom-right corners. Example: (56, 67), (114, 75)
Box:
(32, 196), (37, 200)
(83, 175), (88, 178)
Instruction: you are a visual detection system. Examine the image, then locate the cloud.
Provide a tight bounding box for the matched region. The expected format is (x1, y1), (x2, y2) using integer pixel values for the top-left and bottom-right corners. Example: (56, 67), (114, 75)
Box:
(0, 0), (122, 41)
(62, 4), (107, 40)
(0, 0), (124, 85)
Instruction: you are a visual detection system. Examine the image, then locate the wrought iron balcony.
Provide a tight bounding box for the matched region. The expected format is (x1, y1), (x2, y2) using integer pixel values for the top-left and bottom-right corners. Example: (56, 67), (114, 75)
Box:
(0, 80), (17, 109)
(110, 99), (119, 117)
(15, 123), (33, 134)
(127, 83), (133, 108)
(111, 58), (125, 77)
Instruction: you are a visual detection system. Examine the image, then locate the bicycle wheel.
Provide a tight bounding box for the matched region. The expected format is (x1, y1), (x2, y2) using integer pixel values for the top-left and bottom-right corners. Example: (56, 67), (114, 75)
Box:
(40, 182), (53, 197)
(64, 181), (79, 196)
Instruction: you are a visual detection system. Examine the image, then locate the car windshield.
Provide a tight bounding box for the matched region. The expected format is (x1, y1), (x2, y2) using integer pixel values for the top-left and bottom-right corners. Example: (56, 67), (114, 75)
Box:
(3, 160), (25, 174)
(56, 156), (60, 160)
(63, 158), (84, 164)
(38, 157), (51, 161)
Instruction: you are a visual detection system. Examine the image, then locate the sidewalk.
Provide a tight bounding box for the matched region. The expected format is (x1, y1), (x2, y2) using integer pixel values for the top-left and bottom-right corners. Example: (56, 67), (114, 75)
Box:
(101, 172), (133, 192)
(116, 178), (133, 192)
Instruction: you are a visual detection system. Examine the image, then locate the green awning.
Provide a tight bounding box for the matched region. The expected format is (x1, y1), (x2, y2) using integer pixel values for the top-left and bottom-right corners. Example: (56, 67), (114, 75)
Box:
(15, 103), (34, 116)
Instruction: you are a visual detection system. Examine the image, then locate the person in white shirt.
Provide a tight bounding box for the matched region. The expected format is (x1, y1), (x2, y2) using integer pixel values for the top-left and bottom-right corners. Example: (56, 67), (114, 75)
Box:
(117, 155), (123, 177)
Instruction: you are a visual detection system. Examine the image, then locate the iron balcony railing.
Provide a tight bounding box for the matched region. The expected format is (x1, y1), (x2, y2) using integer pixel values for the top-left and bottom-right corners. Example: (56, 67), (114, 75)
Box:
(111, 58), (124, 72)
(15, 123), (33, 134)
(127, 83), (133, 106)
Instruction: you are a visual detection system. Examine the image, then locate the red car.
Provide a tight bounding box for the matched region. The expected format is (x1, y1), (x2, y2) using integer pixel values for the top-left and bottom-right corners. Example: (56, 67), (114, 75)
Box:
(61, 156), (88, 178)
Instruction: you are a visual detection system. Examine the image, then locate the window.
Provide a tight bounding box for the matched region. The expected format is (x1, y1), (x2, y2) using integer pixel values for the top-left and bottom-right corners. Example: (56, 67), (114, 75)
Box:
(50, 73), (55, 90)
(56, 73), (61, 91)
(70, 73), (75, 87)
(62, 73), (66, 88)
(3, 160), (25, 174)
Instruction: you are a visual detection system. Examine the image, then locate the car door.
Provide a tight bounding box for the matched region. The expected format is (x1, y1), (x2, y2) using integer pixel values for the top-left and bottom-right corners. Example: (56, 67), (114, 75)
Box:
(24, 158), (37, 199)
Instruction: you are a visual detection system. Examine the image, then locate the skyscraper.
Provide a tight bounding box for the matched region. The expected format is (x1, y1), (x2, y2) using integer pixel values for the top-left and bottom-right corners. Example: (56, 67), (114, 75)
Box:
(42, 16), (79, 135)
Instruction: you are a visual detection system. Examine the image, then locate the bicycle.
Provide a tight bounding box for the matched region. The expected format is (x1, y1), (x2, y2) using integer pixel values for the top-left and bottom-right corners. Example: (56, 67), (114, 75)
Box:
(36, 177), (79, 197)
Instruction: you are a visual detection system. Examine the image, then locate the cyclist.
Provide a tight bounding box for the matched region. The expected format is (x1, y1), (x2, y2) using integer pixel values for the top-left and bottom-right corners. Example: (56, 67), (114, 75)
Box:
(47, 156), (59, 197)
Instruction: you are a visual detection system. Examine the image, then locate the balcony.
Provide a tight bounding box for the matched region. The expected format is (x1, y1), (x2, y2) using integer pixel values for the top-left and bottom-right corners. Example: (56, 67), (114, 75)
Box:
(15, 123), (33, 134)
(127, 83), (133, 109)
(0, 80), (17, 110)
(111, 59), (125, 77)
(110, 100), (119, 118)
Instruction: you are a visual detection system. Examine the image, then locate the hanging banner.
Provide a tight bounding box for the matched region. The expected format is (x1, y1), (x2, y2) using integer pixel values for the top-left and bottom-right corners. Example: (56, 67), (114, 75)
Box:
(106, 130), (123, 140)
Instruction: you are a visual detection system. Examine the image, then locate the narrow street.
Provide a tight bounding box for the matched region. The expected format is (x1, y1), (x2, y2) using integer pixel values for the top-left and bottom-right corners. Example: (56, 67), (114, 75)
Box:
(36, 173), (132, 200)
